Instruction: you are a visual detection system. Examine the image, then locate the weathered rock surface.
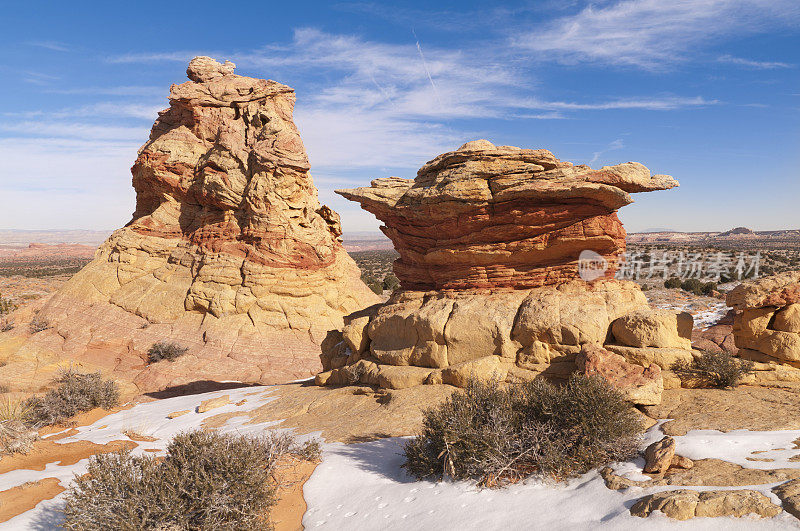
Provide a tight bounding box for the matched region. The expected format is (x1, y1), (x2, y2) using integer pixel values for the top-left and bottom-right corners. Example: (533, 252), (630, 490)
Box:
(728, 272), (800, 367)
(630, 489), (781, 520)
(318, 279), (696, 397)
(337, 140), (678, 291)
(1, 57), (378, 395)
(576, 345), (663, 405)
(643, 387), (800, 436)
(611, 309), (693, 349)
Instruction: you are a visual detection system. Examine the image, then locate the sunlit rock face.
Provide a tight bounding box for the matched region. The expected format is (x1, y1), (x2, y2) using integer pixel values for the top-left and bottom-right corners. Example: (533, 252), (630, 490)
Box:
(337, 139), (679, 290)
(318, 141), (687, 404)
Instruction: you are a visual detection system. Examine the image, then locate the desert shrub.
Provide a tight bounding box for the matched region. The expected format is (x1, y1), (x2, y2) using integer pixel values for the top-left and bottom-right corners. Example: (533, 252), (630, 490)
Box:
(147, 340), (189, 363)
(701, 281), (717, 295)
(28, 316), (50, 333)
(0, 318), (13, 332)
(382, 273), (400, 292)
(24, 370), (119, 426)
(671, 351), (755, 389)
(61, 430), (321, 530)
(664, 277), (682, 289)
(402, 375), (642, 486)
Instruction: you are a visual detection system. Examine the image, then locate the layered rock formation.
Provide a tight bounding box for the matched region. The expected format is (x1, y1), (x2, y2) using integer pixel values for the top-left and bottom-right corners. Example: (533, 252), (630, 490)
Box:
(318, 141), (691, 404)
(337, 140), (678, 290)
(728, 271), (800, 366)
(2, 57), (378, 394)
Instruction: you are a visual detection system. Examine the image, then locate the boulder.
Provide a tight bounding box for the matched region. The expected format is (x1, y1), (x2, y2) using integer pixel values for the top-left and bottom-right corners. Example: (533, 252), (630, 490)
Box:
(611, 309), (693, 349)
(643, 436), (677, 475)
(576, 344), (663, 405)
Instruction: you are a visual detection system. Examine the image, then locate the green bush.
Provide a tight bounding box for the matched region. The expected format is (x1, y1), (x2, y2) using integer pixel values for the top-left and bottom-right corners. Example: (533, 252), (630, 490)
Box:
(147, 341), (189, 363)
(402, 375), (642, 486)
(24, 370), (119, 427)
(672, 351), (755, 389)
(62, 430), (321, 530)
(664, 277), (682, 289)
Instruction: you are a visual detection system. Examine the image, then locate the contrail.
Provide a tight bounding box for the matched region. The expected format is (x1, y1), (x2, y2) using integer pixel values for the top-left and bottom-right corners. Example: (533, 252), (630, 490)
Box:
(412, 29), (442, 108)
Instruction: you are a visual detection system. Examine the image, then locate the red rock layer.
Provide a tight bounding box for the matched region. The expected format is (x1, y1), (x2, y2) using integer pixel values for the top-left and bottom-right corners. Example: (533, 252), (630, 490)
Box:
(337, 139), (678, 290)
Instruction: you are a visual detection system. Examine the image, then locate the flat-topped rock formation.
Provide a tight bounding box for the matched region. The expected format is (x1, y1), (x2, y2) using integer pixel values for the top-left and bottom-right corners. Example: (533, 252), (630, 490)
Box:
(319, 142), (690, 404)
(1, 57), (378, 395)
(337, 139), (678, 290)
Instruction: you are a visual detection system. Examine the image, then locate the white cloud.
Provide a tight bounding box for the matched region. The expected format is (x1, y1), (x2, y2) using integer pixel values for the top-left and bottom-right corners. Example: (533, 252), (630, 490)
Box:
(512, 0), (800, 68)
(717, 54), (794, 69)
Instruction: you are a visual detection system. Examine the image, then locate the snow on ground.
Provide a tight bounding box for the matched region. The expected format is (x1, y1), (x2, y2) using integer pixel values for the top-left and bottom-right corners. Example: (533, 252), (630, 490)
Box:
(303, 433), (800, 530)
(650, 300), (729, 330)
(5, 385), (800, 529)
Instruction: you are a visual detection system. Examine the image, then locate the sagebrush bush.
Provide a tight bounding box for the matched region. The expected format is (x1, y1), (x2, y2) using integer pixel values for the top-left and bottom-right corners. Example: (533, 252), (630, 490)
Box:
(403, 375), (642, 486)
(672, 351), (755, 388)
(24, 370), (119, 426)
(62, 430), (321, 530)
(0, 318), (13, 332)
(147, 340), (189, 363)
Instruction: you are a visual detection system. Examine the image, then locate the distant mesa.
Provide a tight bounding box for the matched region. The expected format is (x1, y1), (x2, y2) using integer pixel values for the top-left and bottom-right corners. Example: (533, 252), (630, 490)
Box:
(718, 227), (755, 237)
(5, 57), (378, 395)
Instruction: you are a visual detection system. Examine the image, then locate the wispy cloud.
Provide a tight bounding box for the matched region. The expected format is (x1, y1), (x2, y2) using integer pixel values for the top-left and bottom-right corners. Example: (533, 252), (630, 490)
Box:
(100, 28), (720, 170)
(717, 54), (794, 69)
(44, 86), (164, 97)
(5, 102), (162, 121)
(0, 121), (149, 142)
(590, 138), (625, 165)
(518, 96), (718, 111)
(26, 40), (70, 52)
(22, 71), (59, 86)
(512, 0), (800, 68)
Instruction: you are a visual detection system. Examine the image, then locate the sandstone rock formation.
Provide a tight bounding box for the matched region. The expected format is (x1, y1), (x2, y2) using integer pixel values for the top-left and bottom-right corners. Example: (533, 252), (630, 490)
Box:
(729, 271), (800, 367)
(630, 489), (781, 520)
(337, 140), (678, 290)
(0, 57), (378, 395)
(318, 142), (691, 403)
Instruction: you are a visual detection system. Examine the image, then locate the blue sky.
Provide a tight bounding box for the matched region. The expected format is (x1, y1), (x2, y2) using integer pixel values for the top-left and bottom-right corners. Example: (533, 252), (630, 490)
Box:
(1, 0), (798, 233)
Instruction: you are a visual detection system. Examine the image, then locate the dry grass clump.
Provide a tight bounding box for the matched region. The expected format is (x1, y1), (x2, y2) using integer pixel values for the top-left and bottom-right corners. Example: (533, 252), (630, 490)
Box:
(0, 398), (37, 454)
(0, 317), (13, 332)
(24, 369), (119, 427)
(672, 351), (755, 389)
(147, 340), (189, 363)
(62, 430), (321, 530)
(403, 375), (643, 487)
